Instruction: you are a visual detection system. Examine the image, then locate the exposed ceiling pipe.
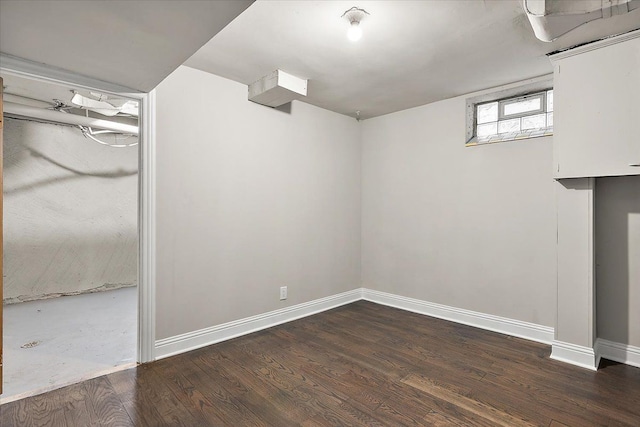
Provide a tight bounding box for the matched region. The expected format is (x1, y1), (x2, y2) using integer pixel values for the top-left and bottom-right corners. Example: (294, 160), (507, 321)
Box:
(4, 101), (139, 135)
(3, 93), (53, 109)
(523, 0), (640, 42)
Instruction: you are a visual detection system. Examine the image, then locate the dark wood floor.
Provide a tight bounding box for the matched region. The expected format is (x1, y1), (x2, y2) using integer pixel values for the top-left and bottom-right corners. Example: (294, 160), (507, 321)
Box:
(2, 301), (639, 426)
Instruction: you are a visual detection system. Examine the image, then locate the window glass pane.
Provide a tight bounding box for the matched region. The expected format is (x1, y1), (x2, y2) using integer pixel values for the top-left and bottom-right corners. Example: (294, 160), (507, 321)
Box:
(504, 97), (541, 116)
(477, 102), (498, 124)
(521, 113), (546, 130)
(477, 122), (497, 137)
(471, 88), (553, 144)
(498, 118), (520, 134)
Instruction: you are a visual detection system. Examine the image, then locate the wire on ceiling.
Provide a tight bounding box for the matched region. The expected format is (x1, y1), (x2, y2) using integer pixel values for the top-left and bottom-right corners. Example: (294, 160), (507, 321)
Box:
(78, 126), (138, 148)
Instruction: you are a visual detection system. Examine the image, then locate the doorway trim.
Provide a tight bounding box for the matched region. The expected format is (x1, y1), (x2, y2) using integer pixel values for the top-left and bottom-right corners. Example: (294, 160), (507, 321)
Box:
(0, 54), (156, 363)
(137, 89), (156, 363)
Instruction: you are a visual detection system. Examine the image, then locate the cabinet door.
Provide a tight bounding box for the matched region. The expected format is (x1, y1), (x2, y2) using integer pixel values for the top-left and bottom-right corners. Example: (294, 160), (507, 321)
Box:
(553, 35), (640, 179)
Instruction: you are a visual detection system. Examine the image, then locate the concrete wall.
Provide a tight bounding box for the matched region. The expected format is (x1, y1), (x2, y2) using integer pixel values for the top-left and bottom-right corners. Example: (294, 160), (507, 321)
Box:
(3, 118), (138, 303)
(155, 66), (361, 340)
(596, 175), (640, 347)
(361, 94), (557, 327)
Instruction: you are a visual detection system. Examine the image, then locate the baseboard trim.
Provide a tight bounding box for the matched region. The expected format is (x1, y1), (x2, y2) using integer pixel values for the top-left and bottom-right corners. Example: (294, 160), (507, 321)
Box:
(155, 288), (558, 364)
(361, 288), (554, 345)
(154, 288), (640, 371)
(155, 289), (362, 359)
(595, 338), (640, 369)
(551, 340), (598, 370)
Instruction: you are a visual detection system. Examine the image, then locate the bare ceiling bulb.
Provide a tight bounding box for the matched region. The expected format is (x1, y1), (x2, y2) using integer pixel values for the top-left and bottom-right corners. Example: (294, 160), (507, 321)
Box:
(347, 21), (362, 42)
(342, 7), (369, 42)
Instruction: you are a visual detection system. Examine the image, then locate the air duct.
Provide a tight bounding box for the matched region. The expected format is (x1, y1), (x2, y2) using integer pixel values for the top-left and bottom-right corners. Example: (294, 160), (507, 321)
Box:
(523, 0), (640, 42)
(248, 69), (307, 108)
(4, 101), (139, 135)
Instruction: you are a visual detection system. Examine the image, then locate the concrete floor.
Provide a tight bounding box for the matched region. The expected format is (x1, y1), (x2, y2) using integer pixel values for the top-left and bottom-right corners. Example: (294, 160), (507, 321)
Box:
(1, 287), (137, 403)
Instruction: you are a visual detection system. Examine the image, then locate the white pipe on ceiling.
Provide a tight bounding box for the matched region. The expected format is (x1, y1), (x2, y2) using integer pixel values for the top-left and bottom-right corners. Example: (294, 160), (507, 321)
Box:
(3, 101), (139, 135)
(523, 0), (640, 42)
(3, 93), (53, 109)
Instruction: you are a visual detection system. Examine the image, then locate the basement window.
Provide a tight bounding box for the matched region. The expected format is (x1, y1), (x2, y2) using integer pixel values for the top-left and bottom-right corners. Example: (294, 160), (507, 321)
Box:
(469, 89), (553, 145)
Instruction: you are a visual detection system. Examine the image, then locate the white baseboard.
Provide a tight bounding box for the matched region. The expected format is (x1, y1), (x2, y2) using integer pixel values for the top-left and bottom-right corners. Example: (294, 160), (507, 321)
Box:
(155, 287), (556, 363)
(155, 289), (362, 359)
(550, 340), (598, 370)
(361, 288), (554, 345)
(154, 287), (640, 372)
(595, 338), (640, 369)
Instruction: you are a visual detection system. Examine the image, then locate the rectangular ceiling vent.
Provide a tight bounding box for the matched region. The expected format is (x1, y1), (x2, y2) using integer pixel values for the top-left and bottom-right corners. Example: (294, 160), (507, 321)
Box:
(248, 69), (307, 108)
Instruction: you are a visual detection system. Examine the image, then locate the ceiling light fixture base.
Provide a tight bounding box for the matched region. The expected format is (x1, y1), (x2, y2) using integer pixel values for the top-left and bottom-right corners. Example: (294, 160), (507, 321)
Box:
(341, 6), (369, 24)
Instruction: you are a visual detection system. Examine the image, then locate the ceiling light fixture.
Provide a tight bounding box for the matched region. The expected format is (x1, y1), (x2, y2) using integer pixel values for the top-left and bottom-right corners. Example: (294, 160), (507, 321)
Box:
(342, 7), (369, 42)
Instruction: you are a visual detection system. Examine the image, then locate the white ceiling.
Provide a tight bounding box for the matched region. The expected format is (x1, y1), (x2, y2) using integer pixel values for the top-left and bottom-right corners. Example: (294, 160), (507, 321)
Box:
(186, 0), (640, 119)
(0, 0), (253, 92)
(1, 0), (638, 120)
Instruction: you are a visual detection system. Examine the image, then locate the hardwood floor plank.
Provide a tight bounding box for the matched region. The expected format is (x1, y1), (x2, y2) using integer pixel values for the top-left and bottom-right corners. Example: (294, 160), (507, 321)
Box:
(107, 368), (170, 426)
(402, 372), (539, 427)
(549, 419), (572, 427)
(266, 334), (491, 426)
(421, 410), (469, 426)
(163, 352), (268, 426)
(193, 350), (305, 425)
(116, 364), (197, 426)
(57, 380), (115, 427)
(281, 316), (488, 413)
(150, 358), (237, 426)
(477, 370), (639, 426)
(0, 391), (66, 427)
(81, 376), (133, 426)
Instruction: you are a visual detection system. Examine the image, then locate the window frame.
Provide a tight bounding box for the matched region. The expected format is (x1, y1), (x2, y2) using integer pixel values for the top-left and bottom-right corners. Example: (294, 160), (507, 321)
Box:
(465, 80), (554, 146)
(498, 92), (546, 120)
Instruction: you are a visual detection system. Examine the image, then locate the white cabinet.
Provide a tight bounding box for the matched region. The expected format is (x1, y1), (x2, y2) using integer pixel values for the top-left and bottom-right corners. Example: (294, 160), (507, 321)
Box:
(550, 31), (640, 179)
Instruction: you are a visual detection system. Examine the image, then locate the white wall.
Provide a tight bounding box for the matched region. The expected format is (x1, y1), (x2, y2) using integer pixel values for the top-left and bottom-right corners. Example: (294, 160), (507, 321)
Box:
(152, 61), (635, 356)
(596, 175), (640, 347)
(361, 95), (557, 327)
(3, 118), (138, 302)
(555, 178), (596, 349)
(155, 66), (361, 340)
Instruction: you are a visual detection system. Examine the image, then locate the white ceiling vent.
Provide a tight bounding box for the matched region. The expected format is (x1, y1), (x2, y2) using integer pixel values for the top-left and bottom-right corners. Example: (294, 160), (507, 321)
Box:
(248, 69), (307, 108)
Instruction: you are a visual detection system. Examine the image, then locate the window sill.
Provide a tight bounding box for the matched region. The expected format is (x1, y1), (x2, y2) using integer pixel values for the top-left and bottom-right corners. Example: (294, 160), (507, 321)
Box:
(466, 127), (553, 147)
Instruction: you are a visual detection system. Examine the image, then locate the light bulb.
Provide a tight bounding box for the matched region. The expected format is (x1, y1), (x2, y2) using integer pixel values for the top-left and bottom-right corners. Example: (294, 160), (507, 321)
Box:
(347, 21), (362, 42)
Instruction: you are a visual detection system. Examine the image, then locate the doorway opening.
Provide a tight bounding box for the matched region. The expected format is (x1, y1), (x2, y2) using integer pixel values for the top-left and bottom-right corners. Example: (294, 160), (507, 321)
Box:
(1, 72), (141, 402)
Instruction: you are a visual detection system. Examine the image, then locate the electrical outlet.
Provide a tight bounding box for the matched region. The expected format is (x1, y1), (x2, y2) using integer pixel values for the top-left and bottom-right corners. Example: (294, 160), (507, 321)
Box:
(280, 286), (287, 300)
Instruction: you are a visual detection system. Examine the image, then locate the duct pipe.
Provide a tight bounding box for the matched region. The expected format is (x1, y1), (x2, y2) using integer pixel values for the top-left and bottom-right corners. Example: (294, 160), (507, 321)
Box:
(3, 101), (139, 135)
(3, 93), (53, 109)
(523, 0), (640, 42)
